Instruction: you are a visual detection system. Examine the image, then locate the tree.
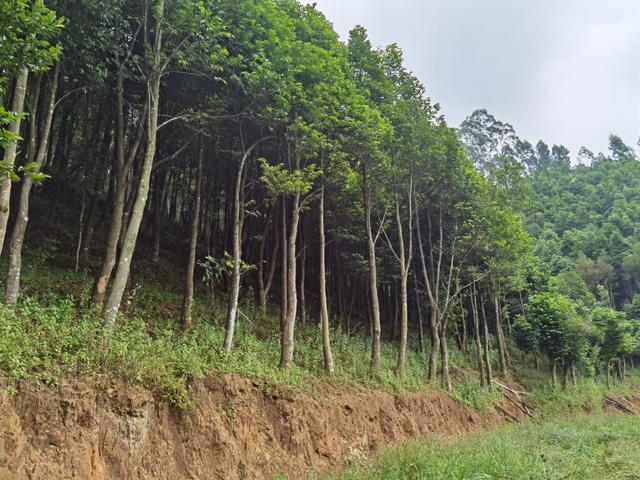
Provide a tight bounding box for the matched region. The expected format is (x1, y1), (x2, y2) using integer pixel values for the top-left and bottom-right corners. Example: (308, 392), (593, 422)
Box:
(346, 25), (392, 370)
(260, 158), (320, 371)
(609, 134), (635, 160)
(592, 306), (633, 386)
(102, 0), (227, 326)
(0, 0), (62, 256)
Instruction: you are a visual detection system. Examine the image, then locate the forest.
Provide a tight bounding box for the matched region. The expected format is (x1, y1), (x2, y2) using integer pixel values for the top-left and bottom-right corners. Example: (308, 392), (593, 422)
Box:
(1, 0), (639, 409)
(0, 0), (640, 389)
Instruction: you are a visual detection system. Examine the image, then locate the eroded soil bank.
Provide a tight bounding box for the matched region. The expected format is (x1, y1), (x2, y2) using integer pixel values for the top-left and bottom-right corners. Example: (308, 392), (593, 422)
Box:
(0, 373), (525, 479)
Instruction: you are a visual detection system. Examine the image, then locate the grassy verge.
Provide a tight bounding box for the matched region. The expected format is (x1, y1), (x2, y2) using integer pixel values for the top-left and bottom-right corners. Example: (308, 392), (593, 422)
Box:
(337, 413), (640, 480)
(0, 262), (441, 407)
(0, 261), (636, 411)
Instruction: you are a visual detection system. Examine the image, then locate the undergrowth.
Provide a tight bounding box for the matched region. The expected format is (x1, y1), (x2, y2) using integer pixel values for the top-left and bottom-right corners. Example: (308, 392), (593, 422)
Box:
(0, 263), (440, 407)
(0, 261), (637, 411)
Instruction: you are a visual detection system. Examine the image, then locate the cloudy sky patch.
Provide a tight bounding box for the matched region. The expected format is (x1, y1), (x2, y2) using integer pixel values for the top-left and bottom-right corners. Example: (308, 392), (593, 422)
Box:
(306, 0), (640, 157)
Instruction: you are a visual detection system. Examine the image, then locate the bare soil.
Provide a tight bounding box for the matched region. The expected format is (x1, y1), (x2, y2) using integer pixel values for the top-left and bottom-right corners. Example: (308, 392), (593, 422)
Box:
(0, 373), (526, 480)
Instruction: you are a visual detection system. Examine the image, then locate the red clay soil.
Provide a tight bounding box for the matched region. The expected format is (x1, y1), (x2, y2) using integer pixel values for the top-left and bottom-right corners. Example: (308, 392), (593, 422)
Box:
(0, 373), (525, 480)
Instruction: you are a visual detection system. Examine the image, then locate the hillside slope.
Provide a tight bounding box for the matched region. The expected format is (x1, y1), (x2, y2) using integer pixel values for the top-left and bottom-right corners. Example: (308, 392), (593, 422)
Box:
(0, 373), (526, 480)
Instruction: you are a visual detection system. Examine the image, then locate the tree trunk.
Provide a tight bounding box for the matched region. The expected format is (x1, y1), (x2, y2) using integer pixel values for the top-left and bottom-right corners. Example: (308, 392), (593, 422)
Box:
(494, 295), (508, 377)
(75, 194), (86, 271)
(180, 145), (203, 329)
(0, 67), (29, 256)
(91, 67), (145, 311)
(299, 235), (307, 328)
(102, 11), (165, 326)
(562, 358), (571, 390)
(280, 193), (301, 371)
(80, 195), (99, 266)
(318, 178), (334, 374)
(413, 272), (424, 354)
(257, 209), (277, 321)
(439, 323), (452, 391)
(6, 65), (58, 306)
(480, 297), (493, 388)
(363, 176), (381, 370)
(427, 308), (439, 382)
(460, 297), (467, 352)
(223, 143), (250, 354)
(471, 290), (486, 387)
(279, 197), (288, 365)
(415, 205), (440, 382)
(395, 199), (410, 376)
(151, 177), (162, 263)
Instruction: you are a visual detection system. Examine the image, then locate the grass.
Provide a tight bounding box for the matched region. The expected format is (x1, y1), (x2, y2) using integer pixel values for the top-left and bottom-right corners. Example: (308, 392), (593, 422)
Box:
(0, 254), (636, 412)
(0, 259), (444, 408)
(338, 413), (640, 479)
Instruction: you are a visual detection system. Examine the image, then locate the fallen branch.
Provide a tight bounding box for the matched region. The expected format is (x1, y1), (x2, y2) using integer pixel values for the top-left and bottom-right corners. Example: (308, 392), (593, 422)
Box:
(618, 396), (640, 412)
(604, 396), (635, 414)
(492, 380), (533, 417)
(493, 402), (519, 422)
(503, 392), (534, 419)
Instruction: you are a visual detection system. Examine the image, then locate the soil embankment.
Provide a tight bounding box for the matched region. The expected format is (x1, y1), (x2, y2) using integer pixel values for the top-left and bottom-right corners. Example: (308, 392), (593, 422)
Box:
(0, 373), (525, 479)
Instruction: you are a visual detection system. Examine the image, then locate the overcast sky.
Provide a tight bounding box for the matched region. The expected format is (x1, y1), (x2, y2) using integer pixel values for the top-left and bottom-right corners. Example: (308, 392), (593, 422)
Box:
(305, 0), (640, 158)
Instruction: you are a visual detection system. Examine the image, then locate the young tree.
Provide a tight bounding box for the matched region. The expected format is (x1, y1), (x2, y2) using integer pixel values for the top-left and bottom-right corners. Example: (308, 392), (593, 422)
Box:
(102, 0), (226, 326)
(0, 0), (62, 255)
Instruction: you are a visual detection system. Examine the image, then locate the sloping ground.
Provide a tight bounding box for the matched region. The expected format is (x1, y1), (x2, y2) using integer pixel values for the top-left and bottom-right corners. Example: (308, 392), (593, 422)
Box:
(0, 373), (524, 480)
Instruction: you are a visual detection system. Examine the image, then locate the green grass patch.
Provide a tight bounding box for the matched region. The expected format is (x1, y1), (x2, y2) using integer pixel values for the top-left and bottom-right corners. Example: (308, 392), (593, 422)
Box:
(338, 413), (640, 479)
(0, 263), (435, 407)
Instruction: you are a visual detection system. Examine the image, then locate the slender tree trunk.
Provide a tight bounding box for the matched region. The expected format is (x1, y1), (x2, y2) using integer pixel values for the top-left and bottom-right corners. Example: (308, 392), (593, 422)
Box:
(102, 12), (165, 326)
(279, 197), (288, 365)
(439, 322), (452, 391)
(226, 135), (269, 348)
(299, 235), (307, 328)
(180, 145), (203, 329)
(459, 297), (467, 352)
(415, 205), (442, 382)
(91, 68), (145, 311)
(471, 290), (486, 387)
(413, 273), (424, 354)
(552, 361), (558, 388)
(395, 201), (410, 376)
(80, 195), (99, 266)
(562, 357), (571, 390)
(480, 296), (493, 388)
(223, 146), (250, 354)
(364, 178), (381, 370)
(391, 286), (399, 341)
(427, 308), (439, 381)
(75, 194), (86, 271)
(151, 177), (162, 263)
(0, 67), (29, 255)
(318, 178), (334, 374)
(257, 210), (277, 320)
(6, 65), (58, 306)
(494, 295), (508, 376)
(617, 358), (624, 382)
(280, 193), (301, 371)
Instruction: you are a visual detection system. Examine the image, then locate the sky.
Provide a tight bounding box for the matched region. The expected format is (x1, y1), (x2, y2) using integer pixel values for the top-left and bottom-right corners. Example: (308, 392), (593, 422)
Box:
(305, 0), (640, 158)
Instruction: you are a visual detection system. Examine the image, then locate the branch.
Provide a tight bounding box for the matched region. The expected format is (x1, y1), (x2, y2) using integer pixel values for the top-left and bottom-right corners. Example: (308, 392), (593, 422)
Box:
(152, 140), (191, 171)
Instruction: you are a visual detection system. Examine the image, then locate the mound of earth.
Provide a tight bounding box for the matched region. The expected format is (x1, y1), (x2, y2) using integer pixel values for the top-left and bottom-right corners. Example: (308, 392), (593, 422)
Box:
(0, 373), (525, 479)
